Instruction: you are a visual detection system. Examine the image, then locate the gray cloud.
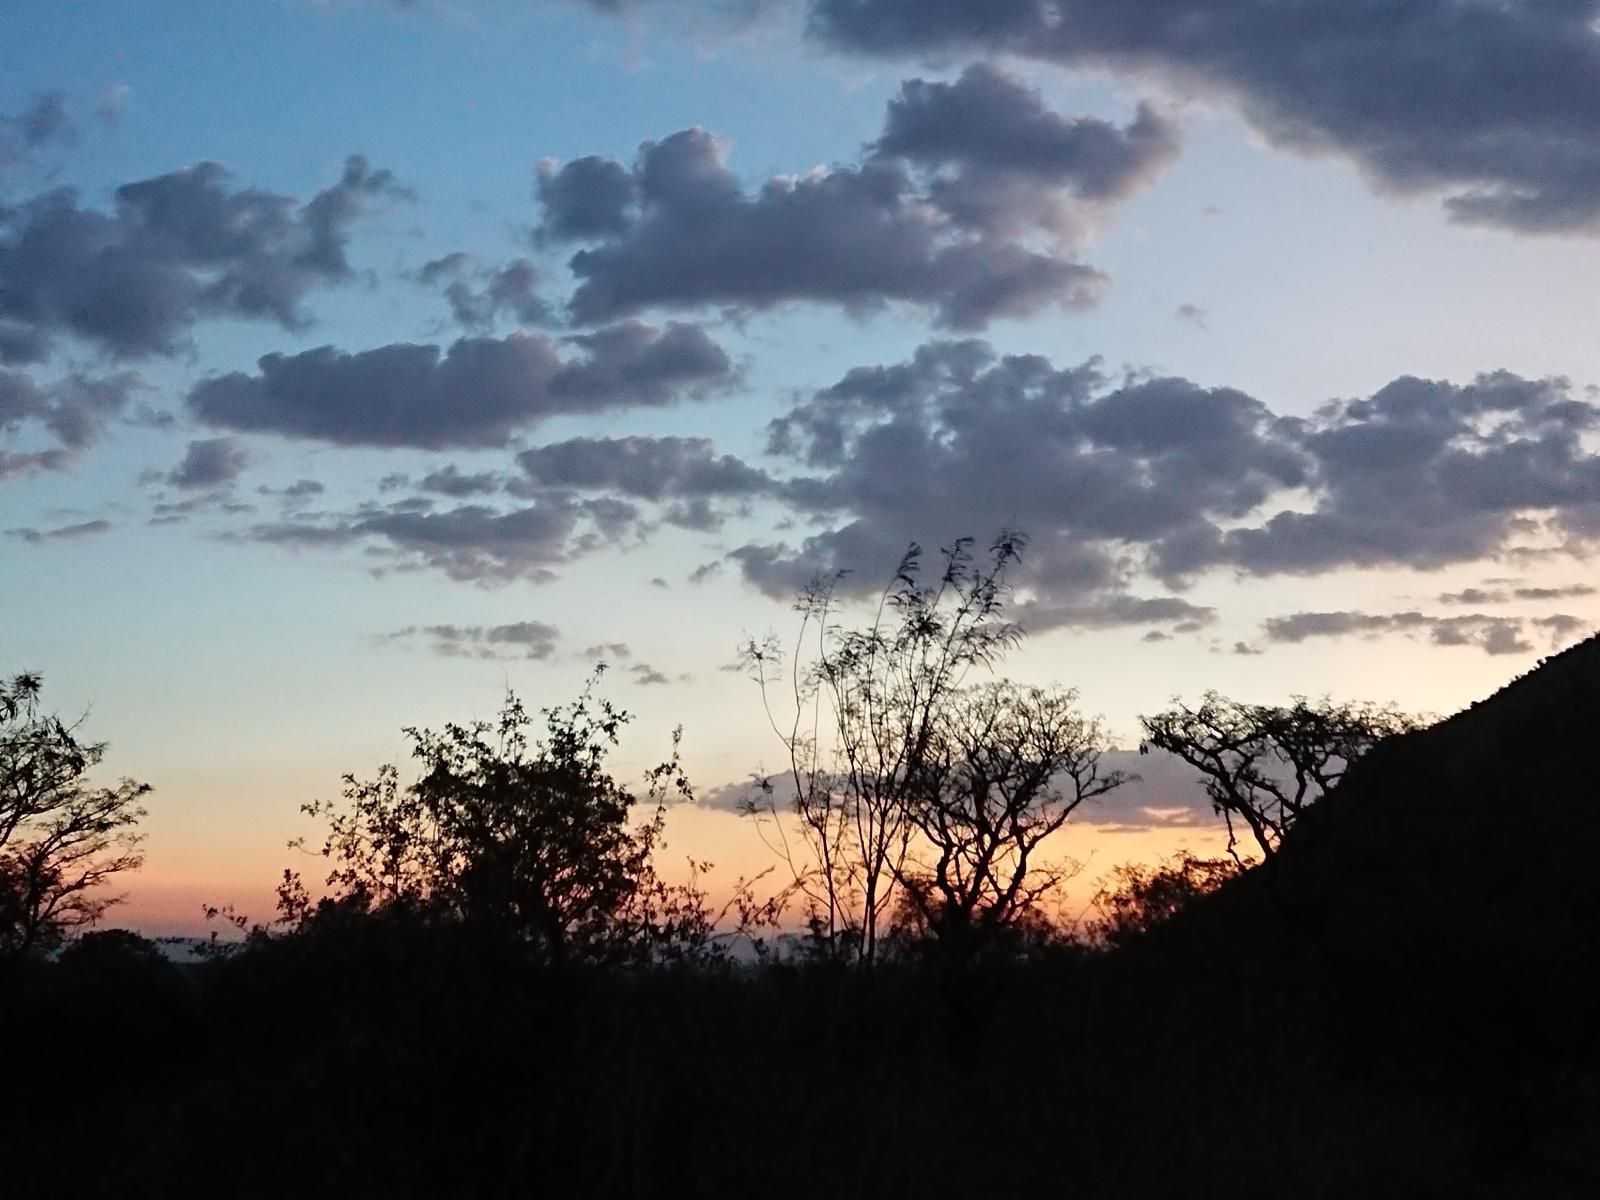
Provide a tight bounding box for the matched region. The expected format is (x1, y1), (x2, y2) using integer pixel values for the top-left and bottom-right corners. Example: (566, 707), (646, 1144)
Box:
(1439, 582), (1597, 605)
(629, 662), (673, 686)
(418, 464), (502, 497)
(733, 341), (1600, 631)
(1261, 609), (1590, 657)
(188, 319), (734, 448)
(871, 64), (1180, 237)
(0, 368), (140, 476)
(5, 518), (112, 545)
(0, 91), (76, 169)
(516, 435), (774, 502)
(238, 489), (643, 584)
(386, 620), (561, 661)
(808, 0), (1600, 236)
(167, 437), (247, 490)
(417, 252), (552, 331)
(0, 155), (405, 359)
(544, 65), (1174, 329)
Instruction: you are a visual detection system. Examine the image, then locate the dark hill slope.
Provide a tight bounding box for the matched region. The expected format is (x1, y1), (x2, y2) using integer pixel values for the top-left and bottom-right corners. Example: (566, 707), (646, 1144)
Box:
(1175, 628), (1600, 1105)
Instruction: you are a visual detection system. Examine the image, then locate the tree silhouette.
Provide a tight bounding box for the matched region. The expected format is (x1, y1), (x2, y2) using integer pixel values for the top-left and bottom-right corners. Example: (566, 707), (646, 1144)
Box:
(1086, 852), (1239, 949)
(896, 680), (1125, 961)
(292, 673), (715, 965)
(742, 533), (1117, 965)
(1139, 693), (1419, 862)
(0, 672), (148, 962)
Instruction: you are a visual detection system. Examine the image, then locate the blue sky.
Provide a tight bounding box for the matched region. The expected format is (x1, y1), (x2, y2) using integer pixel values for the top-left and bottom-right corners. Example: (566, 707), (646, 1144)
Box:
(6, 0), (1600, 930)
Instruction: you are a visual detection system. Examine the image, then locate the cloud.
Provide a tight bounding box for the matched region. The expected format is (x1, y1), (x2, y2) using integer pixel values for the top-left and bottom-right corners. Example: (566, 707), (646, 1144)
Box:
(418, 465), (502, 497)
(1261, 609), (1590, 657)
(237, 489), (644, 584)
(516, 435), (774, 502)
(0, 91), (76, 169)
(628, 662), (673, 686)
(808, 0), (1600, 236)
(416, 252), (552, 331)
(542, 66), (1174, 329)
(1439, 583), (1597, 605)
(5, 518), (112, 545)
(385, 620), (561, 661)
(0, 368), (140, 476)
(167, 437), (247, 490)
(735, 338), (1306, 630)
(188, 319), (734, 448)
(0, 155), (406, 359)
(870, 64), (1180, 237)
(732, 341), (1600, 631)
(582, 641), (632, 662)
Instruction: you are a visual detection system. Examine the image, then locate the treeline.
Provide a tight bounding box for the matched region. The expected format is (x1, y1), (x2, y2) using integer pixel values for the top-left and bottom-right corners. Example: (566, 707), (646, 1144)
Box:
(3, 536), (1592, 1196)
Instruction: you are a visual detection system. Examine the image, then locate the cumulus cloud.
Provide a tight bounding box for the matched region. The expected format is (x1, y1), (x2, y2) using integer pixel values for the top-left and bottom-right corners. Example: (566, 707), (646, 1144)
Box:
(188, 319), (734, 448)
(731, 340), (1600, 632)
(416, 252), (551, 331)
(0, 155), (406, 359)
(385, 620), (561, 661)
(808, 0), (1600, 236)
(167, 437), (247, 489)
(540, 65), (1174, 329)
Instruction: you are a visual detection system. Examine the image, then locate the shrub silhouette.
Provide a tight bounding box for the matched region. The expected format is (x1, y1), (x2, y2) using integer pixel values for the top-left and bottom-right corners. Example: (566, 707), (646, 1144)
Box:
(287, 672), (718, 966)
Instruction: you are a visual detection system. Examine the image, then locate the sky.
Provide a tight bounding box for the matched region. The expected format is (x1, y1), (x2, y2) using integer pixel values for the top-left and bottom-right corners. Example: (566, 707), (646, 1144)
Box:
(5, 0), (1600, 934)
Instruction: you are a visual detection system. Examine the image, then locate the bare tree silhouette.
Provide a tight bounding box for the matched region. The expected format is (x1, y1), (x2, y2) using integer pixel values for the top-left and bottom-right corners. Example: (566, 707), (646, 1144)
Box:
(1140, 694), (1419, 862)
(1, 672), (148, 962)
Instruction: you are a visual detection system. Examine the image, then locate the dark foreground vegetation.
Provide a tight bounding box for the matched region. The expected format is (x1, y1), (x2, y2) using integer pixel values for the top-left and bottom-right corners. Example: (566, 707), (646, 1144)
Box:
(3, 541), (1599, 1196)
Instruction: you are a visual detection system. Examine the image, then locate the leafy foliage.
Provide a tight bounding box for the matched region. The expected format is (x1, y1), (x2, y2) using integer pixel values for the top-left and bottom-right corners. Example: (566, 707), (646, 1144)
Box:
(290, 672), (728, 966)
(1087, 852), (1240, 949)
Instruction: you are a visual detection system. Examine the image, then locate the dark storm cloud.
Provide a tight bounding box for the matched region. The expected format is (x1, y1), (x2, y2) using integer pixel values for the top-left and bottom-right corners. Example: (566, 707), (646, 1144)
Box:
(0, 323), (52, 365)
(187, 320), (734, 448)
(542, 64), (1175, 329)
(0, 368), (140, 477)
(0, 91), (76, 169)
(1261, 609), (1589, 657)
(808, 0), (1600, 235)
(386, 620), (562, 661)
(0, 155), (406, 359)
(167, 437), (247, 490)
(5, 518), (112, 545)
(733, 341), (1600, 630)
